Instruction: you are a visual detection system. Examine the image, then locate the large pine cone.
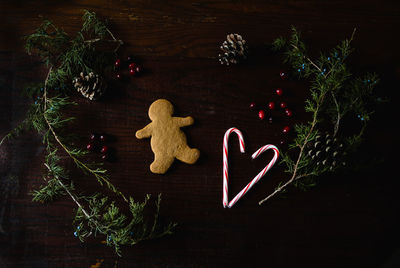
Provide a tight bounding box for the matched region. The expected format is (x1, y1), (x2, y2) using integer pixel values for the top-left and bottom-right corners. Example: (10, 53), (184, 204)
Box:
(218, 33), (248, 65)
(305, 133), (346, 171)
(72, 72), (106, 101)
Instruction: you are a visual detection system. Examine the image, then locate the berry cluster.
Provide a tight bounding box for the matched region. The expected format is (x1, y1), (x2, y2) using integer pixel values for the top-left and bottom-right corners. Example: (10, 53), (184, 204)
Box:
(86, 133), (114, 161)
(250, 71), (294, 143)
(114, 56), (142, 79)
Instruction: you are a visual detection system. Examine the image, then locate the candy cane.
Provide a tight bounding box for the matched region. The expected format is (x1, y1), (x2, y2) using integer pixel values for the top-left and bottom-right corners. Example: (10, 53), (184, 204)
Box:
(223, 127), (245, 208)
(227, 144), (279, 208)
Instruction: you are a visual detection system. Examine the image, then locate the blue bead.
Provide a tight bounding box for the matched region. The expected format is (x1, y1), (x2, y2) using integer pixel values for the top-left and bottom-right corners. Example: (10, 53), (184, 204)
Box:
(74, 231), (78, 237)
(40, 88), (44, 91)
(298, 69), (301, 72)
(34, 101), (37, 104)
(327, 57), (330, 61)
(77, 226), (80, 230)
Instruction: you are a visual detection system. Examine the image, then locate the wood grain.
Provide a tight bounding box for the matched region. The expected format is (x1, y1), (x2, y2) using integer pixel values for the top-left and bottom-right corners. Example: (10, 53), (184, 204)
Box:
(0, 1), (399, 267)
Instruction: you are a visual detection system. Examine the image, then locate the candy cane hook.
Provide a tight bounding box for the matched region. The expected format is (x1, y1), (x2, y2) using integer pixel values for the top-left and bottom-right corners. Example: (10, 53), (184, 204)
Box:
(222, 127), (245, 208)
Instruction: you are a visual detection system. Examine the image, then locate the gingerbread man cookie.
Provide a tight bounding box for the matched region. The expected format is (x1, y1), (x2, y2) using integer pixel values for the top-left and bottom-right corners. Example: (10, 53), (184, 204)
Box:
(136, 99), (200, 174)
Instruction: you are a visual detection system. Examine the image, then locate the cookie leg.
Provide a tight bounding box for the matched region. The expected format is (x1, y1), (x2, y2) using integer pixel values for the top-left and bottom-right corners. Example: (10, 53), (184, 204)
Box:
(150, 153), (175, 174)
(176, 146), (200, 164)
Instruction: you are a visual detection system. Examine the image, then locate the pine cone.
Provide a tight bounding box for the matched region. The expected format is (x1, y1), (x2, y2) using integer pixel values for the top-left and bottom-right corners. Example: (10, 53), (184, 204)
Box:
(306, 133), (346, 171)
(72, 72), (106, 101)
(218, 33), (248, 65)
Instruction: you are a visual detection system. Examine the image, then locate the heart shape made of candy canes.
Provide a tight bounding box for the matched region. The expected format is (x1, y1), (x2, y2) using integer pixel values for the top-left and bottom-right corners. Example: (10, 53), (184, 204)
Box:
(223, 127), (279, 208)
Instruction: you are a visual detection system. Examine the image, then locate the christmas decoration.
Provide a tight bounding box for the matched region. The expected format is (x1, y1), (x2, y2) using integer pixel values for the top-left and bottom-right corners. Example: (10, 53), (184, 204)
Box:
(218, 33), (248, 65)
(86, 143), (94, 151)
(222, 128), (279, 208)
(135, 99), (200, 174)
(73, 72), (106, 100)
(285, 108), (293, 117)
(268, 101), (275, 110)
(275, 88), (283, 96)
(282, 126), (290, 134)
(99, 134), (106, 142)
(0, 11), (176, 256)
(249, 102), (256, 109)
(259, 27), (380, 205)
(305, 133), (346, 170)
(114, 59), (121, 68)
(258, 110), (265, 120)
(279, 71), (287, 80)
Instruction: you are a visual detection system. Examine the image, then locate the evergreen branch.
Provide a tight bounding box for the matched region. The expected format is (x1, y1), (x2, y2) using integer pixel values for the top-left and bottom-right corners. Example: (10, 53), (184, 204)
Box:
(41, 67), (128, 202)
(259, 92), (325, 205)
(260, 27), (379, 205)
(1, 10), (176, 255)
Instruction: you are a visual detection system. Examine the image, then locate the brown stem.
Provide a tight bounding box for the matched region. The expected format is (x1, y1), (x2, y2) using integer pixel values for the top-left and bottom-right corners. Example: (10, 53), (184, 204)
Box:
(42, 67), (128, 202)
(331, 91), (341, 137)
(291, 44), (322, 72)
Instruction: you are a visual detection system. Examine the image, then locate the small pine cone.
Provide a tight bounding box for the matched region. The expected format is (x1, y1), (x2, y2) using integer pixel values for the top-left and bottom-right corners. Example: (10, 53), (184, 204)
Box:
(305, 132), (346, 170)
(72, 72), (106, 101)
(218, 33), (248, 65)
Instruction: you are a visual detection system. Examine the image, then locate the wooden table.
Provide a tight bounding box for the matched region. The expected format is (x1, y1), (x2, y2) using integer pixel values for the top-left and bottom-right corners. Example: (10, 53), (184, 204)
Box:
(1, 1), (399, 267)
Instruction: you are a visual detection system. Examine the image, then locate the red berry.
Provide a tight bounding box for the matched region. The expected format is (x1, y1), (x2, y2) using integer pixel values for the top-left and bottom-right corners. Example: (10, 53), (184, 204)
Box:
(280, 102), (287, 109)
(276, 88), (283, 96)
(90, 133), (97, 141)
(100, 145), (109, 154)
(249, 102), (256, 109)
(115, 59), (121, 68)
(128, 63), (136, 69)
(268, 101), (275, 110)
(285, 108), (293, 117)
(135, 66), (141, 73)
(86, 143), (94, 151)
(258, 110), (265, 120)
(99, 134), (106, 142)
(279, 71), (286, 80)
(129, 68), (136, 76)
(282, 126), (290, 134)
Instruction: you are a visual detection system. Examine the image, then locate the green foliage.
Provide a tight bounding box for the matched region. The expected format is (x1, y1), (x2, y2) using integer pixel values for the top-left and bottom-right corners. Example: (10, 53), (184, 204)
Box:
(260, 27), (380, 204)
(24, 10), (121, 93)
(74, 194), (177, 256)
(1, 10), (175, 255)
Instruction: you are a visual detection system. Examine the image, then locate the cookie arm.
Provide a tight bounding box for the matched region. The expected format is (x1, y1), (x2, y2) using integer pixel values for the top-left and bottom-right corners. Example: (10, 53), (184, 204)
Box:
(136, 123), (153, 139)
(174, 116), (194, 127)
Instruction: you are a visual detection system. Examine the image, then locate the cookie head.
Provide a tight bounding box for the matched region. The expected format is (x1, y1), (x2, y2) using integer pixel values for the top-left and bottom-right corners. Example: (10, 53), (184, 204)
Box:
(148, 99), (174, 120)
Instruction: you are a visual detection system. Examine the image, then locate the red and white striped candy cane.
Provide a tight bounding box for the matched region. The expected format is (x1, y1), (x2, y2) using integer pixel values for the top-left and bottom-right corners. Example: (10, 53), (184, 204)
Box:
(227, 144), (279, 208)
(223, 127), (245, 208)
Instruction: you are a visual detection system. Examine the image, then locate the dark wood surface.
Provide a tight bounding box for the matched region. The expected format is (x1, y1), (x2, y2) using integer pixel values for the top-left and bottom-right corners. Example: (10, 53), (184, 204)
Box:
(1, 1), (399, 267)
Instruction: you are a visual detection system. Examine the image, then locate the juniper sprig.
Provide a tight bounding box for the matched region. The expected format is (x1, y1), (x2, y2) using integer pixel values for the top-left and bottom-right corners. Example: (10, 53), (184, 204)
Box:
(0, 10), (176, 256)
(259, 27), (380, 205)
